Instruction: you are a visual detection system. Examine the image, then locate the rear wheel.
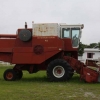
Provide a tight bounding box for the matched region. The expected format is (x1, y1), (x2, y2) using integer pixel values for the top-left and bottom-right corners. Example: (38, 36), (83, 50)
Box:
(3, 69), (17, 81)
(47, 59), (73, 81)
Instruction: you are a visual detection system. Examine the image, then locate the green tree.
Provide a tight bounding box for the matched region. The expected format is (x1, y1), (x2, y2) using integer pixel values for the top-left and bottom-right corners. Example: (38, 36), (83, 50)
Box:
(87, 43), (97, 48)
(78, 42), (84, 56)
(98, 42), (100, 49)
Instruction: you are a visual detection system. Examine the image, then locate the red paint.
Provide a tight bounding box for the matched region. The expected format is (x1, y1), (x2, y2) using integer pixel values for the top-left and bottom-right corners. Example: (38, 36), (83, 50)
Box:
(0, 34), (16, 38)
(62, 38), (77, 51)
(80, 67), (99, 83)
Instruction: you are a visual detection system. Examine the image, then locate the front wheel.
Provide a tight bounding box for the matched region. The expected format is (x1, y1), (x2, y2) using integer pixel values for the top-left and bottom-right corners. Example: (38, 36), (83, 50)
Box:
(47, 59), (73, 81)
(3, 69), (17, 81)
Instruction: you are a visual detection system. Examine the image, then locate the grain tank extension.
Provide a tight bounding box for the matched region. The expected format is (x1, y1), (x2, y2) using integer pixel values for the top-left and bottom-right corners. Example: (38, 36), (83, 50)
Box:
(0, 22), (100, 83)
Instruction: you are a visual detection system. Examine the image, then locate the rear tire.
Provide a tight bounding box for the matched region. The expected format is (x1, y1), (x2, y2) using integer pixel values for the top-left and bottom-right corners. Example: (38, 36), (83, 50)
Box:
(3, 69), (17, 81)
(47, 59), (73, 81)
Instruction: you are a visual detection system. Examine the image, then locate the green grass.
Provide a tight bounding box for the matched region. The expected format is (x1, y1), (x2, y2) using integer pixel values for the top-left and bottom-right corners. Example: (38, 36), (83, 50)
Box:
(0, 66), (100, 100)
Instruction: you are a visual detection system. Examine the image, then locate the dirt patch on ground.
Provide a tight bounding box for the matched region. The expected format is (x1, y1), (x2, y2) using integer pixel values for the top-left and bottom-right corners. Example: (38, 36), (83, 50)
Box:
(84, 92), (96, 98)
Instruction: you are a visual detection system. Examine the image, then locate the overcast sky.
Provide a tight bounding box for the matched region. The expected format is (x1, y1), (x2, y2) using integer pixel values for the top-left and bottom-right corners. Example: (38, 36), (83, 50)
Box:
(0, 0), (100, 44)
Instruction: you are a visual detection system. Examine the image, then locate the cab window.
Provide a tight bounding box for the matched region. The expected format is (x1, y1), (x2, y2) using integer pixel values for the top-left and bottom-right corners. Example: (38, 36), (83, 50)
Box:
(62, 28), (70, 38)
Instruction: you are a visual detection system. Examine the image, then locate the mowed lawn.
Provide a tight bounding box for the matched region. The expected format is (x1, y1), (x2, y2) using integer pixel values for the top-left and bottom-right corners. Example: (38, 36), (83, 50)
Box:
(0, 65), (100, 100)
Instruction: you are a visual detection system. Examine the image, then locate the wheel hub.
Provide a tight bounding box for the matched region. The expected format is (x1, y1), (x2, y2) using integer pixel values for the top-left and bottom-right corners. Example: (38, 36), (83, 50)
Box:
(6, 72), (13, 79)
(53, 66), (65, 78)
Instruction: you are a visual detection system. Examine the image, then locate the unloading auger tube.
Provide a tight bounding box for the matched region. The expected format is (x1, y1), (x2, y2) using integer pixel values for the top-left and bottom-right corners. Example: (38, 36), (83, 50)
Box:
(64, 56), (100, 83)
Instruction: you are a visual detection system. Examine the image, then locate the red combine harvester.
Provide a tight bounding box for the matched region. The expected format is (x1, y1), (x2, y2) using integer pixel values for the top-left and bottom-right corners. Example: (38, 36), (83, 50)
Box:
(0, 22), (100, 83)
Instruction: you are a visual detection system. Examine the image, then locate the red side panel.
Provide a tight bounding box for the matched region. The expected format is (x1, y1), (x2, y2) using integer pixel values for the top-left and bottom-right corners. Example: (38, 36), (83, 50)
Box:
(0, 53), (12, 62)
(0, 39), (15, 49)
(12, 37), (63, 64)
(62, 38), (77, 51)
(0, 36), (63, 64)
(0, 48), (12, 52)
(12, 47), (61, 64)
(0, 39), (15, 62)
(12, 47), (32, 64)
(15, 38), (32, 47)
(45, 51), (61, 61)
(12, 53), (33, 64)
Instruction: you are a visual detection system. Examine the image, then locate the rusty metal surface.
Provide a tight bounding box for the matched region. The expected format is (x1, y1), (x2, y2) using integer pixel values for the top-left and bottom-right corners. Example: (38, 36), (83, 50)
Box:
(33, 23), (58, 36)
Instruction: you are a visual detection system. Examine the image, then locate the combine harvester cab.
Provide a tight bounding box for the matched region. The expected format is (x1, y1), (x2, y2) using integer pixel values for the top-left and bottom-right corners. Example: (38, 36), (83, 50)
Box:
(0, 22), (100, 83)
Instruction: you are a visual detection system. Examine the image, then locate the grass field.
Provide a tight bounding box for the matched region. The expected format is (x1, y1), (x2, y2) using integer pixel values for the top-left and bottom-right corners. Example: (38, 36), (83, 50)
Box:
(0, 65), (100, 100)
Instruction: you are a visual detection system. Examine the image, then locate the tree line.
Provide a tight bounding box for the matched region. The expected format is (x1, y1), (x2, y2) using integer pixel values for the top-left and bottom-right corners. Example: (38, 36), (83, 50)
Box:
(78, 42), (100, 56)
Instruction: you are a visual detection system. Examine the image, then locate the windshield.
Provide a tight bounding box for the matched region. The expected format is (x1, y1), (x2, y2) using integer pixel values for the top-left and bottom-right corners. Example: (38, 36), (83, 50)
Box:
(72, 29), (80, 47)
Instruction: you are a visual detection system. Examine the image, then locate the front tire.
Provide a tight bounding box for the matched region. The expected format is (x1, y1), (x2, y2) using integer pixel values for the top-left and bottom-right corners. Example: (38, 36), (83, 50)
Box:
(47, 59), (73, 81)
(3, 69), (17, 81)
